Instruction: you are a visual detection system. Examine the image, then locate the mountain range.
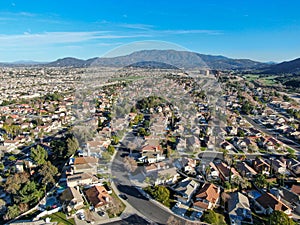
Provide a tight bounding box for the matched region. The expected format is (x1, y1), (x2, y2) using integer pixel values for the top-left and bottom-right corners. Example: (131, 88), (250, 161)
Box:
(1, 49), (299, 73)
(46, 50), (267, 70)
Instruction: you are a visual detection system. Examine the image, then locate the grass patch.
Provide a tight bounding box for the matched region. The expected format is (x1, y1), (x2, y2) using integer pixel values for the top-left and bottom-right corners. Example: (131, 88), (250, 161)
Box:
(243, 74), (260, 81)
(202, 209), (227, 225)
(287, 147), (295, 154)
(43, 212), (75, 225)
(200, 147), (207, 151)
(106, 189), (126, 218)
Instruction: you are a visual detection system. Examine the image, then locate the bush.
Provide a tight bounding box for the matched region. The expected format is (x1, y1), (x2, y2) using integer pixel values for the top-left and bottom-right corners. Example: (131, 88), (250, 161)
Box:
(144, 185), (170, 207)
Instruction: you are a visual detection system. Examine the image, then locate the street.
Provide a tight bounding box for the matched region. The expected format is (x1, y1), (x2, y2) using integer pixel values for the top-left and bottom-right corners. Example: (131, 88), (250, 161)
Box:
(111, 149), (185, 225)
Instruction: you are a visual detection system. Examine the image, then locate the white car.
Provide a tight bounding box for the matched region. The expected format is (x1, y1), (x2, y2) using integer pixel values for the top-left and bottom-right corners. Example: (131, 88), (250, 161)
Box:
(78, 212), (85, 220)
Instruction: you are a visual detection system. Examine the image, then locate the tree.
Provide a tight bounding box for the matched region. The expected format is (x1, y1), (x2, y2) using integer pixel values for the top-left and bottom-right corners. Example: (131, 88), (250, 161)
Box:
(123, 156), (137, 173)
(66, 137), (79, 157)
(254, 173), (268, 189)
(0, 198), (7, 214)
(5, 173), (29, 195)
(111, 135), (120, 145)
(268, 210), (295, 225)
(101, 151), (112, 162)
(107, 145), (115, 155)
(0, 162), (4, 171)
(202, 209), (227, 225)
(4, 204), (20, 220)
(50, 139), (66, 159)
(202, 210), (217, 224)
(144, 185), (170, 207)
(30, 145), (48, 165)
(39, 161), (58, 186)
(19, 181), (43, 205)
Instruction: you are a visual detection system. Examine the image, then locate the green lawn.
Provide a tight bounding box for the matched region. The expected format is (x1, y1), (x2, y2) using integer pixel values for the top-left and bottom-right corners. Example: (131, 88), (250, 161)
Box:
(243, 74), (260, 81)
(43, 212), (75, 225)
(106, 189), (126, 218)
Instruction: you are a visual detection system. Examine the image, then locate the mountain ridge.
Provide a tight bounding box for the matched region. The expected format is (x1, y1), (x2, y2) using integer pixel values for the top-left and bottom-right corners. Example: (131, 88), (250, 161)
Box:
(2, 49), (298, 71)
(261, 58), (300, 74)
(45, 49), (268, 70)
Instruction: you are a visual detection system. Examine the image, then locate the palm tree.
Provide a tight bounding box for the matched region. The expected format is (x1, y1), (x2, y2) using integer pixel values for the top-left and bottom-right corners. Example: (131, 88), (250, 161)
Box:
(205, 165), (211, 181)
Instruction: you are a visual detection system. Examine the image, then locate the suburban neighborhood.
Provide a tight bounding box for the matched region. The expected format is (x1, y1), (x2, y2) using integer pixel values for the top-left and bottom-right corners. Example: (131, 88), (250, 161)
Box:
(0, 65), (299, 225)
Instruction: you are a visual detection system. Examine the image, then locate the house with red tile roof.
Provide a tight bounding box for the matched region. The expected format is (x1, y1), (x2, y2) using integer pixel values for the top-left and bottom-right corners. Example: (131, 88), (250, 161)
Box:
(85, 185), (112, 209)
(192, 183), (220, 211)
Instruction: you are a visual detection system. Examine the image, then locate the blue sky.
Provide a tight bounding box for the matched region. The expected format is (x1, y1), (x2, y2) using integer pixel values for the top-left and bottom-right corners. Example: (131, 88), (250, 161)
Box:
(0, 0), (299, 62)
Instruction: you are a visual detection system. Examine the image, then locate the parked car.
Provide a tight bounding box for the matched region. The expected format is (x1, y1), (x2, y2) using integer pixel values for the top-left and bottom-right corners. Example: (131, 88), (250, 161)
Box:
(78, 212), (85, 220)
(98, 211), (105, 217)
(119, 194), (128, 200)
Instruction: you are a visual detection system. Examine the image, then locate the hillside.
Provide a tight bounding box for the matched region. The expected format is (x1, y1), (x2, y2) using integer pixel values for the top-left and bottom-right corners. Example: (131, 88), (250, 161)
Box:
(262, 58), (300, 74)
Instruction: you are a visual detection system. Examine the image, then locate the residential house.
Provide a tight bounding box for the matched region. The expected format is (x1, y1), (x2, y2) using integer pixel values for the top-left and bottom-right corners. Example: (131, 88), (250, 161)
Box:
(226, 126), (237, 136)
(291, 184), (300, 195)
(73, 162), (97, 174)
(271, 159), (289, 175)
(85, 185), (112, 209)
(259, 137), (281, 152)
(253, 192), (291, 216)
(151, 167), (180, 185)
(174, 157), (197, 175)
(86, 140), (110, 154)
(213, 161), (240, 182)
(206, 162), (220, 181)
(172, 178), (199, 205)
(74, 156), (98, 165)
(285, 158), (300, 175)
(271, 187), (300, 214)
(72, 156), (98, 174)
(236, 162), (257, 178)
(249, 128), (262, 137)
(186, 135), (201, 151)
(140, 144), (165, 164)
(228, 192), (253, 225)
(221, 141), (234, 151)
(192, 183), (220, 212)
(15, 160), (24, 173)
(252, 157), (270, 175)
(60, 187), (84, 212)
(67, 172), (99, 187)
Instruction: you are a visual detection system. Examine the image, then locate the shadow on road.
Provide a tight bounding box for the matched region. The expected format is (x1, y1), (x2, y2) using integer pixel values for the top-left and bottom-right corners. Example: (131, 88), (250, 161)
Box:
(116, 184), (149, 201)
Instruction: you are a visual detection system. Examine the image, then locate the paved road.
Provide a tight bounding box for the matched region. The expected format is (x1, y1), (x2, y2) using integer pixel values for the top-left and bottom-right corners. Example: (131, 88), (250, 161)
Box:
(243, 115), (300, 153)
(111, 149), (185, 225)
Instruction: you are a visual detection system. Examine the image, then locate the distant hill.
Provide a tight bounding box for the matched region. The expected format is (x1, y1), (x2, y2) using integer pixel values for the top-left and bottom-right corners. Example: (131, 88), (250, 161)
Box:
(262, 58), (300, 74)
(124, 61), (180, 69)
(46, 57), (88, 67)
(90, 50), (266, 70)
(1, 50), (268, 70)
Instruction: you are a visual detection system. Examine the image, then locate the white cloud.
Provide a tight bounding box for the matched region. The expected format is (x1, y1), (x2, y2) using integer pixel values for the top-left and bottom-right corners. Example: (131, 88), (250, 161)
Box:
(0, 31), (151, 48)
